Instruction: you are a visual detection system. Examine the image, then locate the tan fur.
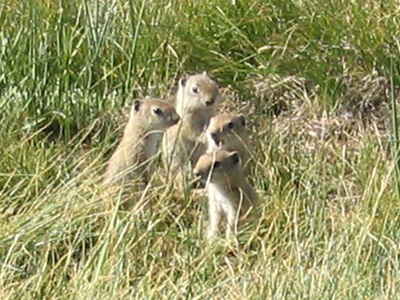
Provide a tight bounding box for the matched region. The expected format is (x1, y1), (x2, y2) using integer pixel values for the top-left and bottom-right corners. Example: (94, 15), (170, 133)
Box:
(163, 72), (221, 177)
(104, 98), (180, 187)
(193, 150), (259, 238)
(206, 114), (253, 176)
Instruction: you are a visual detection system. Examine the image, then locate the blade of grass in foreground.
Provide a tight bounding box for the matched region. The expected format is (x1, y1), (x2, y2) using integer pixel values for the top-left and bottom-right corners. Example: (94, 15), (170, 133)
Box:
(390, 58), (400, 199)
(124, 0), (147, 105)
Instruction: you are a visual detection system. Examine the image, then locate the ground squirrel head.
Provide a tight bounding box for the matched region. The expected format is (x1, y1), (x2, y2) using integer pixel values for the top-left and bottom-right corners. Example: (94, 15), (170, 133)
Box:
(207, 114), (247, 148)
(194, 150), (242, 184)
(130, 98), (180, 131)
(177, 72), (221, 112)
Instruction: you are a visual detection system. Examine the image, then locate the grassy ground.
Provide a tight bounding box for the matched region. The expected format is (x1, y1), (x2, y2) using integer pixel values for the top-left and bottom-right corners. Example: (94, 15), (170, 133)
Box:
(1, 0), (400, 299)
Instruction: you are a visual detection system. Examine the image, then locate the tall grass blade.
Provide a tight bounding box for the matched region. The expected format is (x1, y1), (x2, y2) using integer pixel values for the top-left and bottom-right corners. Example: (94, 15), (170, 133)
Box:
(390, 58), (400, 199)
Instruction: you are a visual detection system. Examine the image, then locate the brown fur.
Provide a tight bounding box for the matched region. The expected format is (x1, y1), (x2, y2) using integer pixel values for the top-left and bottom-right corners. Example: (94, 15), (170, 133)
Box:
(104, 98), (180, 187)
(206, 113), (254, 176)
(163, 72), (222, 178)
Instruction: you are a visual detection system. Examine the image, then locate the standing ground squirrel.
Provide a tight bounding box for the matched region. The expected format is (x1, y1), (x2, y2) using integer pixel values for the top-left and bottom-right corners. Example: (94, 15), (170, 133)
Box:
(193, 150), (259, 238)
(206, 113), (253, 176)
(162, 72), (221, 177)
(104, 98), (180, 187)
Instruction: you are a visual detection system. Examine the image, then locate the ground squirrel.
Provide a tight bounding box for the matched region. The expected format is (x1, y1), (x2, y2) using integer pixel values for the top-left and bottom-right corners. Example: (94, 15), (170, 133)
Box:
(104, 98), (180, 187)
(206, 113), (253, 176)
(163, 72), (221, 177)
(193, 150), (259, 238)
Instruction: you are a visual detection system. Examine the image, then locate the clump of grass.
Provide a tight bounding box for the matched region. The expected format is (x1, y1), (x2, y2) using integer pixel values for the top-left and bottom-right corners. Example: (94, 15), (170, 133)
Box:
(2, 0), (400, 140)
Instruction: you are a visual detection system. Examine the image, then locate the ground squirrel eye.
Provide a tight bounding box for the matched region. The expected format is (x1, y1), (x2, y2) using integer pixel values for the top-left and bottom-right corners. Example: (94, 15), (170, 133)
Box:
(191, 86), (199, 94)
(133, 100), (141, 112)
(227, 122), (234, 129)
(213, 161), (221, 169)
(153, 107), (163, 115)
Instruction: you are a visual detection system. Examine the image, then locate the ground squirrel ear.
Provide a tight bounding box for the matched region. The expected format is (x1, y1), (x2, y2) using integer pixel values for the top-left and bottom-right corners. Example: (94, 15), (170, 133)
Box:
(204, 71), (218, 84)
(133, 100), (141, 112)
(238, 114), (246, 127)
(180, 74), (188, 87)
(230, 151), (241, 165)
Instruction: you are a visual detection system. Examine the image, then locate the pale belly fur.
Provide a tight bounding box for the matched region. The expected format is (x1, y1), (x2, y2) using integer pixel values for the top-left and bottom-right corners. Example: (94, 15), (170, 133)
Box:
(208, 183), (236, 212)
(145, 132), (163, 159)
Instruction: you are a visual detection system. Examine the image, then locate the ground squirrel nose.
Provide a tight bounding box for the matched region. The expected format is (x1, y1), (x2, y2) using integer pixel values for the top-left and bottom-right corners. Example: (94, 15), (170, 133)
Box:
(205, 99), (214, 106)
(173, 114), (180, 124)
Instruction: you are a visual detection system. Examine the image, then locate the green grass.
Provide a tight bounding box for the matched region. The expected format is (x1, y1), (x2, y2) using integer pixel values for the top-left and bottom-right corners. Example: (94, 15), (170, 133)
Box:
(1, 0), (400, 299)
